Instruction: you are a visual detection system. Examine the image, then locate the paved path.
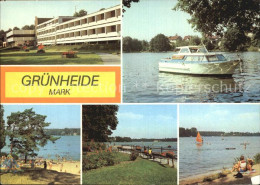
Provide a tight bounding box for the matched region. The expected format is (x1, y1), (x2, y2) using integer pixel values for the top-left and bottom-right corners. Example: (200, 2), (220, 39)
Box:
(97, 53), (121, 65)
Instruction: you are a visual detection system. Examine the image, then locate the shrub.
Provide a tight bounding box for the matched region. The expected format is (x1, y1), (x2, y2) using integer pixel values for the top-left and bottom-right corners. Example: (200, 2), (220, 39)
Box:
(254, 153), (260, 164)
(130, 151), (139, 161)
(37, 49), (45, 53)
(82, 151), (115, 171)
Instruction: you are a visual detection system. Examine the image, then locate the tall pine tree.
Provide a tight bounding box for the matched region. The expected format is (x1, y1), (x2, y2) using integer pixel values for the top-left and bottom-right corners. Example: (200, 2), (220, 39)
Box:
(6, 108), (59, 163)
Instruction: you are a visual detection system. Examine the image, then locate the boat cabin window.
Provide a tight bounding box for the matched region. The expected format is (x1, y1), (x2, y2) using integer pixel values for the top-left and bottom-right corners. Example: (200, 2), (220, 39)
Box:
(207, 55), (219, 62)
(179, 48), (190, 53)
(216, 54), (227, 61)
(185, 56), (207, 62)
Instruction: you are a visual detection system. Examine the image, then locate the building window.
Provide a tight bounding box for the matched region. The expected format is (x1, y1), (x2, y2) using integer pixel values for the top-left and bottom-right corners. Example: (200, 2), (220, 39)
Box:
(111, 11), (115, 17)
(101, 14), (104, 20)
(111, 26), (116, 32)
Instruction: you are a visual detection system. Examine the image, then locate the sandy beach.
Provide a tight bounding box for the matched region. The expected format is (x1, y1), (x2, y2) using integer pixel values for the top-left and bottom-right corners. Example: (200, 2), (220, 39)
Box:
(180, 164), (260, 185)
(0, 160), (80, 184)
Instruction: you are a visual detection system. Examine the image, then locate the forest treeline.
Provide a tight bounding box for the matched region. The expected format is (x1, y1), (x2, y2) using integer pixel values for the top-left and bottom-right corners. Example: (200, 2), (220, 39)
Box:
(45, 128), (80, 136)
(180, 127), (260, 137)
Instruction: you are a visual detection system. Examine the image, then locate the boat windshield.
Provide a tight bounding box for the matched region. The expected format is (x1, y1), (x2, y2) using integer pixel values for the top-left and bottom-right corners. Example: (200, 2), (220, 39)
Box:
(207, 55), (227, 62)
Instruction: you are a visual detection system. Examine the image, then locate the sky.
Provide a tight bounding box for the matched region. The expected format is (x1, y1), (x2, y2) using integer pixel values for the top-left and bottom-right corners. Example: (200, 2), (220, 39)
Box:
(0, 0), (119, 31)
(123, 0), (201, 41)
(112, 105), (177, 139)
(180, 104), (260, 133)
(3, 105), (80, 129)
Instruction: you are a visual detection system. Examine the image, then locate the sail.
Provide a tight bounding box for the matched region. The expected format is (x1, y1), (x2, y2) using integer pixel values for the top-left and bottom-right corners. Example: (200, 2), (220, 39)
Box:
(196, 132), (202, 143)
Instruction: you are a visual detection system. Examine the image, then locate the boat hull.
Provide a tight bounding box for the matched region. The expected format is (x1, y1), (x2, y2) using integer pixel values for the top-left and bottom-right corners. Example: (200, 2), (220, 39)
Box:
(159, 60), (240, 75)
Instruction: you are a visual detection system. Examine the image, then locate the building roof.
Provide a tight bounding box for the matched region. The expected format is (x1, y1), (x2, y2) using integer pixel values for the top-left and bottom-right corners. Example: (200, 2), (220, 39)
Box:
(183, 35), (192, 40)
(168, 35), (182, 40)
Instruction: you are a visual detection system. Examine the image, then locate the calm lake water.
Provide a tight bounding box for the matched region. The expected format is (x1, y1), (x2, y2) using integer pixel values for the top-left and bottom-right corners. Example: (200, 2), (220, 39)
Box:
(123, 52), (260, 103)
(109, 141), (177, 153)
(179, 136), (260, 179)
(2, 136), (80, 160)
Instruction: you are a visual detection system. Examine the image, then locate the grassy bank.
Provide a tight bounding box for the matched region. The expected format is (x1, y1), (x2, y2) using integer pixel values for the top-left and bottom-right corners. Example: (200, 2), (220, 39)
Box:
(83, 155), (177, 184)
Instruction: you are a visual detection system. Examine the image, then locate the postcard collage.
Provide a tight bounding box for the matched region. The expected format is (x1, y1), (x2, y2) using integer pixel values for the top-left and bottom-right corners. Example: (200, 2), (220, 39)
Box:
(0, 0), (259, 184)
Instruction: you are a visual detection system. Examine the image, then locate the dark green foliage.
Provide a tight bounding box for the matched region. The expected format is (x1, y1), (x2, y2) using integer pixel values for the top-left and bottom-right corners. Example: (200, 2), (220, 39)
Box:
(254, 153), (260, 164)
(175, 39), (189, 47)
(115, 136), (132, 142)
(44, 128), (80, 136)
(174, 0), (259, 36)
(202, 37), (216, 51)
(13, 27), (20, 30)
(82, 105), (119, 142)
(123, 0), (140, 12)
(0, 105), (5, 150)
(221, 27), (250, 51)
(83, 151), (115, 170)
(150, 34), (171, 52)
(123, 36), (145, 52)
(22, 25), (35, 30)
(74, 9), (88, 17)
(37, 49), (45, 53)
(83, 141), (106, 152)
(6, 108), (60, 163)
(174, 0), (259, 51)
(81, 43), (120, 51)
(141, 40), (149, 51)
(189, 36), (201, 46)
(130, 151), (139, 161)
(180, 127), (260, 137)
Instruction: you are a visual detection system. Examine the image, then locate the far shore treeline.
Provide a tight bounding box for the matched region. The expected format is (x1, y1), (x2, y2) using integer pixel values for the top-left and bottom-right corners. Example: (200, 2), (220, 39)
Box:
(108, 136), (177, 142)
(180, 127), (260, 137)
(44, 128), (80, 136)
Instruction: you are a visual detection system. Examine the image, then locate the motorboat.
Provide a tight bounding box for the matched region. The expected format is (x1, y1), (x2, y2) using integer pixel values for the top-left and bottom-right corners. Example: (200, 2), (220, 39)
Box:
(159, 46), (241, 75)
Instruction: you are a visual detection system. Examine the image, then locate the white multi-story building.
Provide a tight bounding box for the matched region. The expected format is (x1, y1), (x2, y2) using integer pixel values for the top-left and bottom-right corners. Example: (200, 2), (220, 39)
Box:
(36, 5), (121, 45)
(6, 30), (36, 47)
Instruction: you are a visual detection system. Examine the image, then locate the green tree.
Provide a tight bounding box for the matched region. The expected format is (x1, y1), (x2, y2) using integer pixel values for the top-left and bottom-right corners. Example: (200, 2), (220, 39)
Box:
(189, 36), (201, 46)
(150, 34), (171, 52)
(6, 108), (59, 163)
(141, 40), (149, 51)
(74, 9), (88, 17)
(221, 27), (250, 51)
(174, 0), (259, 36)
(175, 39), (189, 47)
(131, 39), (142, 51)
(202, 37), (216, 51)
(122, 0), (140, 12)
(0, 105), (5, 150)
(123, 36), (133, 52)
(22, 25), (35, 30)
(82, 105), (119, 142)
(13, 27), (20, 30)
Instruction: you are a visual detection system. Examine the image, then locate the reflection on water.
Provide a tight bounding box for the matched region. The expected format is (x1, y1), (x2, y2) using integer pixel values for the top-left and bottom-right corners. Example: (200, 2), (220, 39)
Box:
(123, 52), (260, 102)
(179, 137), (260, 179)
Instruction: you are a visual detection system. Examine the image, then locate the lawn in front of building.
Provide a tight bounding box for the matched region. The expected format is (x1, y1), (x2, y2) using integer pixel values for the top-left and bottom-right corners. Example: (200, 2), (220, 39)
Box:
(0, 50), (103, 65)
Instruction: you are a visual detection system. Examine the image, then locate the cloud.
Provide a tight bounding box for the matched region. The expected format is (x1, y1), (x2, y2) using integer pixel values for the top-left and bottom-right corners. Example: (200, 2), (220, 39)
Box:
(117, 112), (143, 120)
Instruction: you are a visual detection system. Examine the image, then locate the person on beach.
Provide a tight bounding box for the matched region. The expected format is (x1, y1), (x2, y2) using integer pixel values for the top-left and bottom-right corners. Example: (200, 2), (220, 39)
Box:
(231, 155), (247, 172)
(148, 148), (153, 159)
(44, 161), (47, 169)
(247, 158), (254, 171)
